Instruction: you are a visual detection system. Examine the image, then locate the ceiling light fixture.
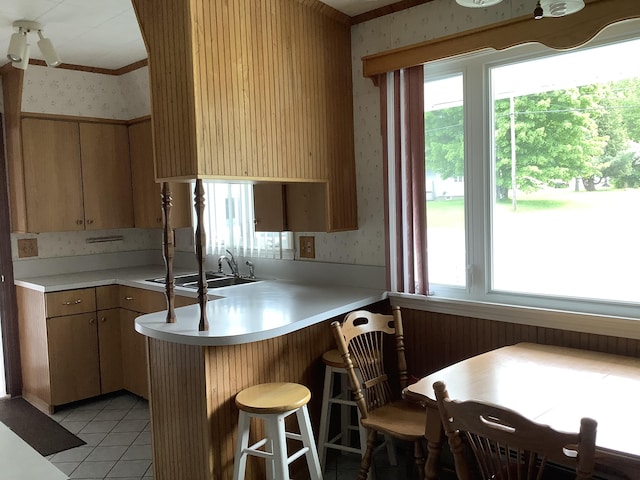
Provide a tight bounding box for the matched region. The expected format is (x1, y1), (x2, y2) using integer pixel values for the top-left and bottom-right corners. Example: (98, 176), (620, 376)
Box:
(534, 0), (585, 19)
(456, 0), (503, 8)
(6, 20), (61, 70)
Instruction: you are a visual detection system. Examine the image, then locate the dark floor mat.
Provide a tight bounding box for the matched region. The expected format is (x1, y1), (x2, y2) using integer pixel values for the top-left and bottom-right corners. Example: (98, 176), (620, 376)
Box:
(0, 397), (85, 457)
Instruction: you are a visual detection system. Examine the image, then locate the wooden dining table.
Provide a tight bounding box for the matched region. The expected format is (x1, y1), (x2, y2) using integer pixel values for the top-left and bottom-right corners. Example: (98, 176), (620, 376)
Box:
(403, 342), (640, 480)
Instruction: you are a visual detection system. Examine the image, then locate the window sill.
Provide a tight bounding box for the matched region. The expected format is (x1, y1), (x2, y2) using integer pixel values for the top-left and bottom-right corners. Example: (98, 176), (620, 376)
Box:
(388, 292), (640, 340)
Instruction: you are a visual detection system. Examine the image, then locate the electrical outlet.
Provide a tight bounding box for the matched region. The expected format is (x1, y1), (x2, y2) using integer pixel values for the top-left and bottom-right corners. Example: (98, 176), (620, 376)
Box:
(299, 236), (315, 259)
(17, 238), (39, 258)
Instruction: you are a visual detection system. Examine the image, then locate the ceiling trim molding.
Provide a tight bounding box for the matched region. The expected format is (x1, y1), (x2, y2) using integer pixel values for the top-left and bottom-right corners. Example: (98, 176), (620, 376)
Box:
(351, 0), (435, 25)
(362, 0), (640, 77)
(1, 58), (148, 76)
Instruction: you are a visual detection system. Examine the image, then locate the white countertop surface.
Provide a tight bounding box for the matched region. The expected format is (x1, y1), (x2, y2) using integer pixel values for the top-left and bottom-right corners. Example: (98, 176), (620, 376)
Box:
(15, 266), (387, 347)
(135, 279), (387, 346)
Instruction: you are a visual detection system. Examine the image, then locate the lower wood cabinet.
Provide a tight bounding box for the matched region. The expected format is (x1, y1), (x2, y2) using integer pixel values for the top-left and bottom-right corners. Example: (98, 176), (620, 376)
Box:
(47, 312), (101, 406)
(118, 286), (197, 399)
(17, 283), (196, 412)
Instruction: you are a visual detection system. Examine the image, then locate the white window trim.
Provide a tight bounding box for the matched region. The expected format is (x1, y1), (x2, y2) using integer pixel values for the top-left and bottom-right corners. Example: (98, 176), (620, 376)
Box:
(418, 19), (640, 336)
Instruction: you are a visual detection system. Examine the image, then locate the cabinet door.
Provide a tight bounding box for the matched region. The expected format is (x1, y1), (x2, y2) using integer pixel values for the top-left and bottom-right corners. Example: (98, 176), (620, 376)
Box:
(47, 313), (100, 405)
(80, 122), (134, 230)
(253, 184), (286, 232)
(21, 118), (85, 232)
(98, 308), (123, 394)
(120, 308), (148, 399)
(129, 120), (192, 229)
(253, 182), (326, 232)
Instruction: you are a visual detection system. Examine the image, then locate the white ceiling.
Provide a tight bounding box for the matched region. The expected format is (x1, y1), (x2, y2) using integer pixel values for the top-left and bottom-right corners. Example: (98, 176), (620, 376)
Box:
(0, 0), (400, 71)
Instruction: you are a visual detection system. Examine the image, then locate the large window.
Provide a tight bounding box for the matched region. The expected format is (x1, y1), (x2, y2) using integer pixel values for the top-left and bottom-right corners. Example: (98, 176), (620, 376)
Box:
(424, 22), (640, 318)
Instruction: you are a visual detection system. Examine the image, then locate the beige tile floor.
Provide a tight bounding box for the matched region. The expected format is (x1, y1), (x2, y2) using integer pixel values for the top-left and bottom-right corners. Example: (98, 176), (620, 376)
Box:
(47, 391), (152, 479)
(44, 391), (423, 480)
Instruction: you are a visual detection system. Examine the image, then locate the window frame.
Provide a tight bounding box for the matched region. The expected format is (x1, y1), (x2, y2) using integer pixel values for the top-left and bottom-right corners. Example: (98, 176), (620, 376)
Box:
(393, 19), (640, 337)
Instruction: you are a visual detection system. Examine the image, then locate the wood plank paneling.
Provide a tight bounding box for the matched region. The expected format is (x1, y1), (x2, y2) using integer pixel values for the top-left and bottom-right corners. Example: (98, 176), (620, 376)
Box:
(132, 0), (353, 183)
(147, 318), (343, 480)
(400, 309), (640, 380)
(132, 0), (357, 231)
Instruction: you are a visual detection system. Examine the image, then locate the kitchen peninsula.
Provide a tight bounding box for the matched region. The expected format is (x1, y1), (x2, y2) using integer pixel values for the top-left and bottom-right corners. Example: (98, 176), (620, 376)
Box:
(135, 278), (386, 480)
(16, 266), (386, 479)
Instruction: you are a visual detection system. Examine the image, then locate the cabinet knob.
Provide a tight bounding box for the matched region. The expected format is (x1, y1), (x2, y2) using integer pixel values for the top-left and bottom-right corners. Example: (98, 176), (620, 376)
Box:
(100, 317), (106, 323)
(89, 318), (96, 325)
(87, 219), (94, 225)
(124, 296), (134, 301)
(62, 299), (82, 305)
(76, 219), (83, 225)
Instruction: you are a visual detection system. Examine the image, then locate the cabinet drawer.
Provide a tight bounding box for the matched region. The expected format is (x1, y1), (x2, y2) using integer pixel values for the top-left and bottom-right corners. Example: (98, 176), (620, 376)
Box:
(45, 288), (96, 317)
(119, 286), (166, 313)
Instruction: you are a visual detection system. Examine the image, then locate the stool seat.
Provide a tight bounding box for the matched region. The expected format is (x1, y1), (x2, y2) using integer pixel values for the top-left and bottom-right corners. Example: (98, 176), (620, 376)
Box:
(322, 348), (347, 369)
(236, 382), (311, 414)
(233, 382), (322, 480)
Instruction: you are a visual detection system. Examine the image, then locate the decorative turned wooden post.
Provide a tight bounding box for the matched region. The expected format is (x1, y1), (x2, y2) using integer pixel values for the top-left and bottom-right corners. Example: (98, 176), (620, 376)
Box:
(194, 179), (208, 331)
(161, 182), (176, 323)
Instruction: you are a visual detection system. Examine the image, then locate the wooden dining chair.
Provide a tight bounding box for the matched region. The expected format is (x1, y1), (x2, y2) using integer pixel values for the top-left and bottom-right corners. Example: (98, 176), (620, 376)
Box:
(331, 306), (426, 480)
(433, 380), (598, 480)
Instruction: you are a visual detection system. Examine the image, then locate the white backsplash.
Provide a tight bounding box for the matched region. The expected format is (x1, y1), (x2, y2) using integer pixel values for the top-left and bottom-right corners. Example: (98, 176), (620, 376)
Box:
(8, 0), (531, 273)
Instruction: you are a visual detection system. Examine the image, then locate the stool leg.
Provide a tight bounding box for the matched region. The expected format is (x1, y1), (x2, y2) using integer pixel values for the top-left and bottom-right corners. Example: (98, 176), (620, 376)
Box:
(317, 364), (334, 471)
(233, 411), (251, 480)
(268, 414), (290, 480)
(297, 404), (323, 480)
(340, 369), (351, 452)
(263, 417), (276, 480)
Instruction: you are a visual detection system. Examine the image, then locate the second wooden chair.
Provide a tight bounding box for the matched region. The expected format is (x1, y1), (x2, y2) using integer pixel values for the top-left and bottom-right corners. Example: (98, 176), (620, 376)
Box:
(433, 380), (598, 480)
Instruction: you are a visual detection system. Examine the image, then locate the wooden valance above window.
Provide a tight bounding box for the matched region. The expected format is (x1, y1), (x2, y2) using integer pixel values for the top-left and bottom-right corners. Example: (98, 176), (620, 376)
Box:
(362, 0), (640, 78)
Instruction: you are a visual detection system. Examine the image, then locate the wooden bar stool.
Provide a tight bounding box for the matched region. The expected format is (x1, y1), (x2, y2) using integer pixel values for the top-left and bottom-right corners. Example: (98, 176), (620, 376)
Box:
(317, 349), (397, 475)
(233, 382), (322, 480)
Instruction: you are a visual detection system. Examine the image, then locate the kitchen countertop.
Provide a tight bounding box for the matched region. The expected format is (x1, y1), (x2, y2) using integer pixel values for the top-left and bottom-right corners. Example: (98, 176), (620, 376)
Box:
(14, 265), (387, 347)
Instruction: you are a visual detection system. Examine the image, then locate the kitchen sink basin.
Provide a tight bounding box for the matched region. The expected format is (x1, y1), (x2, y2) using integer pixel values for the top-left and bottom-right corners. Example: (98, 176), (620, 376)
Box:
(147, 271), (258, 290)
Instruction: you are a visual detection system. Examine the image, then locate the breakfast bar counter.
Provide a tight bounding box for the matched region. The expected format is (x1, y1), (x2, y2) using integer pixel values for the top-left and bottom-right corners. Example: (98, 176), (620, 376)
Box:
(134, 279), (387, 345)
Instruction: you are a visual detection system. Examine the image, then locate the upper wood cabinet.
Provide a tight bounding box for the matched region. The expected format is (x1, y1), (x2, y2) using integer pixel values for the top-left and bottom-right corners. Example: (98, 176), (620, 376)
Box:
(254, 183), (327, 233)
(15, 117), (134, 233)
(128, 119), (192, 229)
(131, 0), (357, 232)
(79, 122), (134, 230)
(21, 118), (85, 232)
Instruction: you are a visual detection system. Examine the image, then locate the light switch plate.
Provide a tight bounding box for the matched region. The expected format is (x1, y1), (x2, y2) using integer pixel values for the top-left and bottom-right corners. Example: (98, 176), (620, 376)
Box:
(299, 236), (315, 259)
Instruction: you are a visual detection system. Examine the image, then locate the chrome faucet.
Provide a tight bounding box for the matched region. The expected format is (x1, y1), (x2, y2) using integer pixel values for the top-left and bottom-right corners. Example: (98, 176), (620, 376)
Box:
(217, 249), (239, 276)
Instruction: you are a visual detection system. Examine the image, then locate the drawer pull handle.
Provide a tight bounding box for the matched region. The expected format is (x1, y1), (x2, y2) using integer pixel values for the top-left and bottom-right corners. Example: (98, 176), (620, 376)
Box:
(62, 299), (82, 305)
(124, 296), (134, 301)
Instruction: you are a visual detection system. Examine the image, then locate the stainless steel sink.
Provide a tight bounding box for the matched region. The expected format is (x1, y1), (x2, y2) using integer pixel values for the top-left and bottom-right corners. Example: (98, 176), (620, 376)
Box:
(147, 271), (258, 290)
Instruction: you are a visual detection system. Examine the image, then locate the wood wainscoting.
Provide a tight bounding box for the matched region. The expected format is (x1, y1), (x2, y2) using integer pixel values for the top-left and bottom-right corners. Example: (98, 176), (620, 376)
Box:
(400, 308), (640, 380)
(146, 302), (639, 479)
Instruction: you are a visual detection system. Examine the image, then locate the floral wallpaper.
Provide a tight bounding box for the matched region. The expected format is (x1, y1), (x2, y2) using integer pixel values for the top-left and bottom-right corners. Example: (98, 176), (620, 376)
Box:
(21, 64), (150, 120)
(9, 0), (529, 265)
